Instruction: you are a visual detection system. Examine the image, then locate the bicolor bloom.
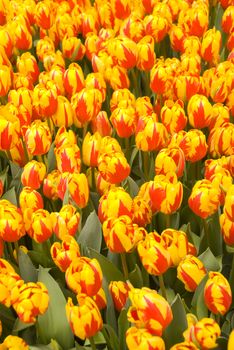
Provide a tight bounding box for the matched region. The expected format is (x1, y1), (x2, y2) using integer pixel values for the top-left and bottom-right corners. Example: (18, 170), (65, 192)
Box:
(177, 255), (206, 292)
(208, 122), (234, 158)
(52, 96), (74, 128)
(201, 28), (222, 65)
(26, 209), (53, 243)
(64, 63), (85, 97)
(187, 94), (213, 129)
(55, 143), (81, 174)
(33, 84), (58, 118)
(220, 212), (234, 246)
(149, 172), (183, 214)
(184, 318), (221, 350)
(91, 110), (113, 137)
(0, 335), (29, 350)
(0, 200), (25, 242)
(98, 187), (133, 223)
(66, 294), (103, 340)
(68, 173), (89, 208)
(19, 187), (43, 214)
(12, 282), (49, 323)
(109, 281), (130, 312)
(132, 196), (152, 227)
(51, 204), (80, 240)
(65, 257), (103, 296)
(228, 329), (234, 350)
(179, 129), (208, 162)
(136, 35), (156, 71)
(188, 179), (221, 219)
(82, 131), (102, 167)
(127, 287), (173, 336)
(155, 147), (185, 178)
(137, 234), (171, 275)
(110, 106), (137, 138)
(170, 341), (199, 350)
(161, 229), (189, 267)
(92, 287), (107, 310)
(62, 35), (86, 62)
(0, 64), (11, 97)
(126, 327), (165, 350)
(0, 105), (21, 151)
(161, 99), (187, 135)
(204, 271), (232, 315)
(43, 170), (60, 200)
(22, 120), (52, 156)
(0, 271), (23, 307)
(98, 151), (130, 184)
(51, 235), (81, 272)
(16, 52), (39, 84)
(21, 160), (46, 190)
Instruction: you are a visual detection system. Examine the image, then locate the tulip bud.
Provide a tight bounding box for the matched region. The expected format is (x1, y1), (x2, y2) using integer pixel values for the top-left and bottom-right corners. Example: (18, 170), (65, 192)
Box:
(62, 35), (86, 62)
(169, 25), (185, 53)
(110, 106), (137, 138)
(85, 72), (106, 102)
(12, 19), (32, 51)
(120, 15), (145, 42)
(66, 257), (102, 296)
(161, 99), (187, 135)
(68, 172), (89, 208)
(98, 151), (130, 184)
(110, 89), (135, 112)
(33, 84), (58, 118)
(27, 209), (53, 243)
(126, 327), (166, 350)
(51, 205), (80, 240)
(36, 36), (55, 62)
(16, 52), (39, 85)
(132, 196), (152, 227)
(187, 94), (213, 129)
(43, 170), (60, 200)
(0, 271), (23, 307)
(201, 28), (222, 65)
(19, 187), (44, 215)
(220, 213), (234, 246)
(51, 235), (80, 272)
(177, 255), (206, 292)
(8, 87), (33, 116)
(52, 96), (74, 128)
(0, 105), (20, 151)
(174, 75), (200, 102)
(109, 281), (130, 311)
(55, 143), (81, 174)
(91, 111), (113, 136)
(64, 63), (85, 97)
(0, 200), (25, 242)
(21, 160), (46, 189)
(66, 294), (103, 340)
(82, 132), (102, 167)
(208, 122), (234, 158)
(0, 65), (11, 97)
(12, 282), (49, 323)
(128, 287), (173, 336)
(144, 14), (170, 43)
(179, 129), (208, 162)
(22, 120), (52, 156)
(161, 229), (189, 266)
(155, 147), (185, 178)
(137, 234), (171, 275)
(35, 1), (54, 30)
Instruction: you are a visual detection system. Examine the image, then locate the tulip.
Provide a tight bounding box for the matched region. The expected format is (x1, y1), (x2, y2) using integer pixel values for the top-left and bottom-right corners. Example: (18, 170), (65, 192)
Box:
(55, 143), (81, 174)
(127, 287), (173, 336)
(0, 335), (29, 350)
(27, 209), (53, 243)
(179, 7), (208, 37)
(35, 1), (54, 30)
(81, 8), (100, 37)
(12, 19), (32, 51)
(62, 35), (86, 62)
(208, 122), (234, 158)
(0, 200), (25, 242)
(201, 28), (222, 65)
(126, 327), (165, 350)
(82, 132), (102, 167)
(155, 147), (185, 178)
(51, 235), (80, 272)
(48, 65), (65, 95)
(0, 65), (11, 97)
(137, 234), (171, 275)
(96, 2), (115, 29)
(51, 204), (80, 240)
(43, 170), (60, 201)
(110, 106), (137, 138)
(98, 151), (130, 184)
(150, 60), (170, 95)
(187, 94), (213, 129)
(174, 75), (200, 102)
(36, 36), (55, 62)
(54, 126), (77, 149)
(12, 282), (49, 323)
(8, 87), (33, 116)
(161, 229), (189, 266)
(64, 63), (85, 97)
(0, 271), (23, 307)
(68, 173), (89, 208)
(169, 25), (185, 53)
(179, 129), (208, 162)
(22, 120), (52, 156)
(111, 0), (131, 19)
(170, 341), (199, 349)
(222, 6), (234, 34)
(16, 52), (39, 84)
(144, 14), (170, 43)
(0, 106), (20, 151)
(184, 318), (221, 349)
(21, 160), (46, 189)
(161, 99), (187, 135)
(136, 35), (155, 71)
(209, 103), (230, 130)
(106, 65), (130, 91)
(19, 187), (44, 214)
(66, 257), (102, 296)
(109, 281), (130, 312)
(66, 294), (103, 340)
(177, 255), (206, 292)
(91, 111), (113, 136)
(110, 89), (135, 112)
(228, 329), (234, 350)
(220, 213), (234, 246)
(120, 15), (145, 42)
(135, 96), (153, 118)
(132, 196), (152, 227)
(204, 271), (232, 315)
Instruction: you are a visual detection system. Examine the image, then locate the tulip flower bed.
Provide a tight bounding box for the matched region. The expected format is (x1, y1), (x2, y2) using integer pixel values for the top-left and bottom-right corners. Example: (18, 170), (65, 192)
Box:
(0, 0), (234, 349)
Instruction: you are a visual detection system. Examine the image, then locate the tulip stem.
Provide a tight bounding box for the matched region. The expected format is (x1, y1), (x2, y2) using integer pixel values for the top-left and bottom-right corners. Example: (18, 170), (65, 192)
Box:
(91, 167), (96, 190)
(5, 150), (12, 162)
(158, 274), (167, 300)
(89, 336), (96, 350)
(203, 218), (210, 250)
(120, 253), (129, 280)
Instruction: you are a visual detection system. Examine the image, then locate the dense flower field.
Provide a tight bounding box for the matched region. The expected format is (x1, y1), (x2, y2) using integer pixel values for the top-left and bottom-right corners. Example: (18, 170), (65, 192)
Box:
(0, 0), (234, 348)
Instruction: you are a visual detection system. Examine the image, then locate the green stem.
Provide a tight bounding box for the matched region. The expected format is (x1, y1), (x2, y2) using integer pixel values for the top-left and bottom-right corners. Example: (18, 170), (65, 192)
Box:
(165, 214), (171, 229)
(143, 151), (149, 181)
(5, 149), (12, 162)
(203, 218), (210, 250)
(229, 254), (234, 297)
(91, 166), (96, 191)
(21, 138), (30, 163)
(120, 253), (129, 280)
(14, 241), (19, 261)
(158, 274), (167, 300)
(89, 336), (97, 350)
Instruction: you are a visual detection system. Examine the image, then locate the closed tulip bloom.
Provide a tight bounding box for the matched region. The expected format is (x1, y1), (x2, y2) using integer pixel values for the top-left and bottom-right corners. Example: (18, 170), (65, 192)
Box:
(177, 255), (206, 292)
(136, 114), (169, 152)
(51, 204), (80, 240)
(188, 179), (221, 219)
(136, 35), (156, 71)
(0, 200), (25, 242)
(43, 170), (60, 200)
(0, 271), (23, 307)
(27, 209), (53, 243)
(51, 96), (74, 127)
(21, 160), (46, 189)
(66, 257), (102, 296)
(220, 213), (234, 245)
(98, 187), (133, 223)
(132, 196), (152, 227)
(209, 169), (233, 205)
(111, 0), (131, 19)
(54, 126), (77, 149)
(161, 99), (187, 135)
(22, 120), (52, 156)
(71, 88), (102, 126)
(19, 187), (44, 214)
(135, 96), (153, 119)
(155, 147), (185, 178)
(0, 28), (13, 58)
(85, 72), (106, 102)
(66, 294), (103, 340)
(222, 6), (234, 34)
(137, 235), (171, 275)
(174, 75), (200, 102)
(8, 87), (33, 116)
(110, 106), (137, 138)
(150, 61), (170, 95)
(16, 53), (39, 85)
(64, 63), (85, 97)
(0, 335), (29, 350)
(12, 19), (32, 51)
(102, 215), (140, 253)
(82, 131), (102, 167)
(120, 15), (145, 42)
(144, 14), (170, 43)
(0, 65), (11, 97)
(204, 271), (232, 315)
(9, 138), (31, 167)
(209, 103), (230, 130)
(51, 235), (80, 272)
(128, 287), (173, 336)
(149, 172), (183, 214)
(68, 173), (89, 208)
(126, 327), (165, 350)
(109, 281), (130, 311)
(161, 229), (189, 267)
(35, 1), (54, 29)
(36, 36), (55, 62)
(0, 106), (21, 151)
(55, 144), (81, 174)
(208, 122), (234, 158)
(179, 129), (208, 162)
(48, 65), (65, 95)
(187, 94), (212, 129)
(62, 35), (86, 62)
(201, 28), (222, 65)
(106, 65), (130, 91)
(12, 282), (49, 323)
(91, 111), (113, 137)
(98, 151), (130, 184)
(110, 89), (135, 112)
(184, 318), (220, 350)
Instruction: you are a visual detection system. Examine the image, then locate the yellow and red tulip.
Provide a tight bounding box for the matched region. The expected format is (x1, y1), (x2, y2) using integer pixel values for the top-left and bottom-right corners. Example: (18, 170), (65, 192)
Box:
(177, 255), (207, 292)
(0, 335), (29, 350)
(51, 204), (80, 240)
(126, 327), (166, 350)
(51, 235), (81, 272)
(26, 209), (53, 243)
(68, 172), (89, 208)
(0, 199), (25, 242)
(21, 160), (46, 190)
(109, 281), (130, 312)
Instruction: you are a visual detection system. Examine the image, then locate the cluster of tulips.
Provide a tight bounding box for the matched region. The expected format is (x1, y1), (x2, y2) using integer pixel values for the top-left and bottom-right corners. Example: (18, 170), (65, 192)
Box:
(0, 0), (234, 348)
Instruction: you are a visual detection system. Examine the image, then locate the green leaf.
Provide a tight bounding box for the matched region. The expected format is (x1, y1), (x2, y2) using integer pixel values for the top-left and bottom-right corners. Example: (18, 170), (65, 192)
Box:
(37, 267), (74, 349)
(13, 318), (34, 334)
(102, 324), (120, 350)
(198, 248), (221, 272)
(2, 187), (18, 206)
(129, 147), (138, 167)
(216, 337), (228, 350)
(47, 142), (56, 173)
(88, 248), (124, 283)
(191, 275), (209, 319)
(128, 264), (143, 288)
(164, 294), (188, 349)
(30, 346), (52, 350)
(78, 211), (102, 252)
(118, 309), (129, 350)
(126, 176), (139, 197)
(18, 249), (38, 283)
